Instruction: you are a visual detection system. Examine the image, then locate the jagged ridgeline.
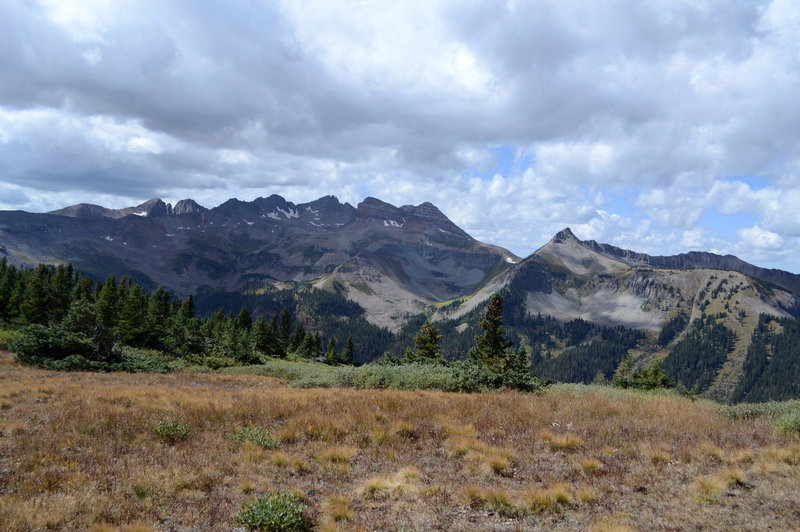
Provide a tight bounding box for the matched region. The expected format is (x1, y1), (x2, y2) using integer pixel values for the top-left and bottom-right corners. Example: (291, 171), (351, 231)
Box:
(2, 195), (800, 402)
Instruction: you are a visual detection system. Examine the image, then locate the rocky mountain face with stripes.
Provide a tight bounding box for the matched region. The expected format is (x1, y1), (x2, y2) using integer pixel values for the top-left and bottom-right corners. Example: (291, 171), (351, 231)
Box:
(0, 195), (518, 327)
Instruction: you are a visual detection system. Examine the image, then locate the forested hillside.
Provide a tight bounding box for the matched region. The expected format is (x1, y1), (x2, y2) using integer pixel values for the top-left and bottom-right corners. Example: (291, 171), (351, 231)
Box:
(2, 258), (799, 403)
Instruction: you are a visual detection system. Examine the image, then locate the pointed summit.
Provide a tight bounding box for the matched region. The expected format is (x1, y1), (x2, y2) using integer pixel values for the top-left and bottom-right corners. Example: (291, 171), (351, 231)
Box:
(551, 227), (579, 244)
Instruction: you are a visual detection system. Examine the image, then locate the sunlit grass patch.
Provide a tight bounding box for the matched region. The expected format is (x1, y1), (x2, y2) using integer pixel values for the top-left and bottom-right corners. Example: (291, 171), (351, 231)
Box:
(391, 420), (418, 439)
(541, 430), (584, 452)
(576, 486), (601, 504)
(693, 468), (745, 503)
(483, 450), (514, 477)
(323, 494), (354, 522)
(317, 445), (358, 464)
(578, 457), (604, 474)
(698, 441), (726, 462)
(520, 482), (575, 514)
(358, 466), (422, 501)
(461, 485), (521, 518)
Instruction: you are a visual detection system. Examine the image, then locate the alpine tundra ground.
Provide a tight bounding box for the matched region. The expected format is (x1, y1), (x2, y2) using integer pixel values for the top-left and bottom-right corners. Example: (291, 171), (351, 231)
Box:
(0, 351), (798, 531)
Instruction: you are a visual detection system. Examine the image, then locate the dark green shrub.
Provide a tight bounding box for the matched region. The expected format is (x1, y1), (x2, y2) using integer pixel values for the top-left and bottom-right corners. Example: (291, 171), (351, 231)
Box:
(11, 325), (98, 366)
(232, 425), (280, 449)
(236, 490), (311, 531)
(46, 354), (107, 371)
(153, 418), (190, 444)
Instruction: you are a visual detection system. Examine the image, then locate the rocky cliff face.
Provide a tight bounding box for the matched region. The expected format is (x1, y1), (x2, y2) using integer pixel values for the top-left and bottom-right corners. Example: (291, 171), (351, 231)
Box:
(0, 195), (518, 328)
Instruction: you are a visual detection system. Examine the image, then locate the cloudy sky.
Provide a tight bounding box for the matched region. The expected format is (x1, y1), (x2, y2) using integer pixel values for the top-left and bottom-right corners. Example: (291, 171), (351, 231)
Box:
(1, 0), (799, 271)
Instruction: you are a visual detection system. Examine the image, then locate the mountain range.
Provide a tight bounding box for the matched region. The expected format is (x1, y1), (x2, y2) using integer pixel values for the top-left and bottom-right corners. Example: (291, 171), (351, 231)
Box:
(2, 195), (799, 402)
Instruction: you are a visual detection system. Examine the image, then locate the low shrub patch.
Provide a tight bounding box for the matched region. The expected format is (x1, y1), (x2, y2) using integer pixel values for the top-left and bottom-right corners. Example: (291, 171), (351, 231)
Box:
(232, 425), (280, 449)
(236, 490), (312, 531)
(153, 418), (190, 444)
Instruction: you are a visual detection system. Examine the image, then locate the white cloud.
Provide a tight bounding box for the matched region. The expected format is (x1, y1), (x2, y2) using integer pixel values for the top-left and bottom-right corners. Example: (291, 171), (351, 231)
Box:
(0, 0), (799, 271)
(738, 225), (784, 250)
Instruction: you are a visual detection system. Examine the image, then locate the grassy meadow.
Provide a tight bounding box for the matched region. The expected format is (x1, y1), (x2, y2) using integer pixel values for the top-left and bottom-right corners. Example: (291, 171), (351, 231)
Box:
(1, 351), (799, 531)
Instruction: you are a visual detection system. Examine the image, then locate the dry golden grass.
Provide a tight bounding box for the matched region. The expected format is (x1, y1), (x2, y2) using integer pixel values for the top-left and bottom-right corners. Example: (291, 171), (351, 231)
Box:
(0, 351), (799, 530)
(322, 494), (354, 523)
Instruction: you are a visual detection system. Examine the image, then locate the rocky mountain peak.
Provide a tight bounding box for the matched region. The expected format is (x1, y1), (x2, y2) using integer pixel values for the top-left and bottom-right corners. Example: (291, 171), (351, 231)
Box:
(173, 199), (207, 215)
(550, 227), (579, 244)
(135, 198), (171, 217)
(356, 197), (403, 221)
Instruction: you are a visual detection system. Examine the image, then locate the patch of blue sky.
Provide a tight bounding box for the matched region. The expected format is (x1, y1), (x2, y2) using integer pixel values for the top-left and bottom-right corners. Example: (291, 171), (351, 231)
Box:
(700, 209), (758, 241)
(601, 191), (634, 217)
(723, 175), (772, 191)
(466, 144), (536, 180)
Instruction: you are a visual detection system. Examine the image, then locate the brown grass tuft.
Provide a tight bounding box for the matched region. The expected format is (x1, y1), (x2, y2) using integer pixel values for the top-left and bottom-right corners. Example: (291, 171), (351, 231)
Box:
(317, 445), (358, 464)
(358, 466), (422, 501)
(547, 433), (585, 452)
(521, 482), (574, 514)
(323, 495), (354, 522)
(578, 457), (604, 474)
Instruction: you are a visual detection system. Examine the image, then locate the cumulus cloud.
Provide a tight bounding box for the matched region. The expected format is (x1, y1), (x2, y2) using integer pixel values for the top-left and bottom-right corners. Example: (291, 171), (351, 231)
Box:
(0, 0), (799, 271)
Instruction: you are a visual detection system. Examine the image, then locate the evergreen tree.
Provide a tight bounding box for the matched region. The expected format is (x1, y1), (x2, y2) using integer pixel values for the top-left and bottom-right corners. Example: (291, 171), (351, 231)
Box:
(501, 345), (536, 390)
(325, 337), (337, 365)
(612, 354), (673, 390)
(406, 321), (442, 363)
(297, 332), (317, 359)
(70, 276), (93, 302)
(0, 259), (14, 322)
(278, 309), (292, 339)
(46, 264), (73, 323)
(209, 309), (227, 335)
(94, 275), (117, 326)
(145, 287), (171, 349)
(93, 275), (119, 356)
(236, 308), (252, 331)
(181, 294), (195, 321)
(61, 297), (97, 338)
(253, 316), (284, 358)
(612, 353), (636, 388)
(288, 325), (306, 352)
(469, 294), (513, 374)
(466, 294), (544, 391)
(341, 336), (354, 365)
(20, 264), (49, 325)
(6, 271), (25, 323)
(313, 332), (323, 360)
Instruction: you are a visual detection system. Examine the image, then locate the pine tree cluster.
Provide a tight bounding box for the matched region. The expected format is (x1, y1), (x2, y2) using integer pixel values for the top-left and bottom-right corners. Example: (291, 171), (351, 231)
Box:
(0, 260), (356, 369)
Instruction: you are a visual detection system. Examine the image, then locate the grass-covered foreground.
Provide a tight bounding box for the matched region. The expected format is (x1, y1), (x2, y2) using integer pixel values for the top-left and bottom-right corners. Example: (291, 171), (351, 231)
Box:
(1, 351), (799, 531)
